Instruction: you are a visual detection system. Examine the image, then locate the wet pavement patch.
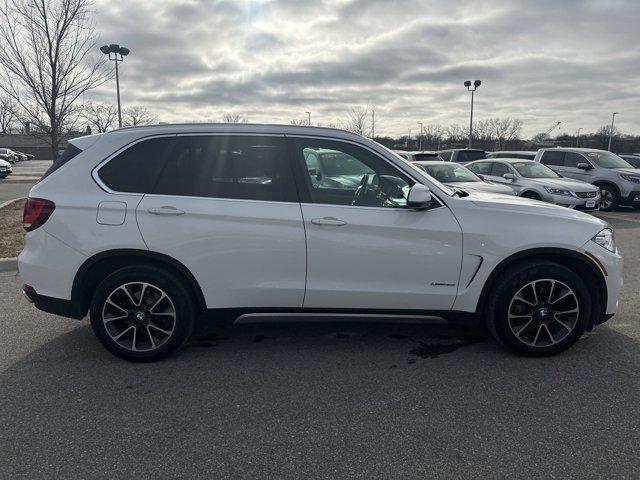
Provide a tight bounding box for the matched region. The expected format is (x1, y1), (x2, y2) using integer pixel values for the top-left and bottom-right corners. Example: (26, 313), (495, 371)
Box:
(407, 334), (484, 361)
(189, 333), (230, 348)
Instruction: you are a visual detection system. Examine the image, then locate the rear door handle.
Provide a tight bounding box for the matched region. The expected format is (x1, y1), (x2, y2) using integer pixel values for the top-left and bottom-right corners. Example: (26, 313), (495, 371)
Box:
(311, 217), (347, 226)
(147, 206), (185, 216)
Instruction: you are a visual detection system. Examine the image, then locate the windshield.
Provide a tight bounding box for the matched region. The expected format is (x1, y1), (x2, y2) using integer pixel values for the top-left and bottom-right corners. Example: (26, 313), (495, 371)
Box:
(586, 151), (633, 169)
(422, 163), (480, 183)
(511, 161), (560, 178)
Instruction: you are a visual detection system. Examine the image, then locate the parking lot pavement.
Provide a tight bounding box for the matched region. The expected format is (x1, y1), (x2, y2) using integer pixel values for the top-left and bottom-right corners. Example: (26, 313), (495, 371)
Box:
(1, 210), (639, 479)
(0, 160), (51, 202)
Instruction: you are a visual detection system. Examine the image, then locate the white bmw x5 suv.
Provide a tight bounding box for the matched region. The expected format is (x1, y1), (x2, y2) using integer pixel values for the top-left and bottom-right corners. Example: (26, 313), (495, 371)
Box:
(19, 124), (622, 361)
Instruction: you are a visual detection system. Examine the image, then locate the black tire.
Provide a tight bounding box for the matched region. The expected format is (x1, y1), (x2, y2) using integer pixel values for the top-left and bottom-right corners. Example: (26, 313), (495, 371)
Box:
(486, 261), (591, 357)
(90, 265), (196, 362)
(521, 191), (542, 200)
(595, 183), (619, 211)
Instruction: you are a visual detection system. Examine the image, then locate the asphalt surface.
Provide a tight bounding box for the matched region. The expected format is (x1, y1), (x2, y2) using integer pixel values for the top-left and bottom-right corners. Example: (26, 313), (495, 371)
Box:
(0, 211), (639, 479)
(0, 160), (51, 202)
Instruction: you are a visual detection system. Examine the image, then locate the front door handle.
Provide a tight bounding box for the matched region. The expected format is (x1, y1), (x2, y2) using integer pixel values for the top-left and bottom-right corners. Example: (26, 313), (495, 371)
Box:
(311, 217), (347, 226)
(147, 206), (185, 216)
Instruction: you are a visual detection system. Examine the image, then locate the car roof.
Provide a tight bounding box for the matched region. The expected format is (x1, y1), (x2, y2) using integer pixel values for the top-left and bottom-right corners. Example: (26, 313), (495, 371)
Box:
(539, 147), (607, 153)
(501, 158), (536, 164)
(413, 160), (459, 166)
(438, 148), (484, 152)
(407, 151), (439, 154)
(489, 150), (536, 154)
(107, 122), (363, 140)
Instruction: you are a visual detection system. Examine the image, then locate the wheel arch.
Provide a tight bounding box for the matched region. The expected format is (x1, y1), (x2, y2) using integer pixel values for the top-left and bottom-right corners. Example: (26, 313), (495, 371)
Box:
(71, 249), (207, 318)
(593, 180), (620, 194)
(476, 247), (607, 326)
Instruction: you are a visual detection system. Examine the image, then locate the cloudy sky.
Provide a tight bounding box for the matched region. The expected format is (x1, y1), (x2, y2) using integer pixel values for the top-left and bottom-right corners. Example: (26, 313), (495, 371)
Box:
(90, 0), (640, 138)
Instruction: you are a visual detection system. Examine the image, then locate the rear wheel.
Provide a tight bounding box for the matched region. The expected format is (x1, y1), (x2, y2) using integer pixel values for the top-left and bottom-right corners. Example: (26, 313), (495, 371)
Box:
(90, 265), (196, 362)
(486, 261), (591, 356)
(596, 184), (619, 211)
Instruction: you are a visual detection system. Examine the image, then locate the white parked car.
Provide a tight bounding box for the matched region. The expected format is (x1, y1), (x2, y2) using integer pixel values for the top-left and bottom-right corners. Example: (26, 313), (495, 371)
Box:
(19, 124), (622, 361)
(0, 158), (12, 178)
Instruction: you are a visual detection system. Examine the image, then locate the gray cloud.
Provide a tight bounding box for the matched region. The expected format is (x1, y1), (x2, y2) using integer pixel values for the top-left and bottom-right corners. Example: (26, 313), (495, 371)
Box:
(89, 0), (640, 136)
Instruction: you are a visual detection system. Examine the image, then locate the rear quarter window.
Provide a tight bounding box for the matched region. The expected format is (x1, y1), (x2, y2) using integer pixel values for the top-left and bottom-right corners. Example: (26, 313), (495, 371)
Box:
(97, 137), (175, 193)
(41, 144), (83, 180)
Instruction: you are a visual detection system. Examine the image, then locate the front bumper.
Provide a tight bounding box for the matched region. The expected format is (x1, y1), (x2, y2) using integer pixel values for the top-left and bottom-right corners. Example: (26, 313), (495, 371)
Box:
(582, 240), (623, 316)
(550, 192), (601, 211)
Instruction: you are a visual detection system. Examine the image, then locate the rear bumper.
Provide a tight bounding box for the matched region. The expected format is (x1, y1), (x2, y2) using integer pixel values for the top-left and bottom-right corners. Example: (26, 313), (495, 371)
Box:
(22, 284), (84, 319)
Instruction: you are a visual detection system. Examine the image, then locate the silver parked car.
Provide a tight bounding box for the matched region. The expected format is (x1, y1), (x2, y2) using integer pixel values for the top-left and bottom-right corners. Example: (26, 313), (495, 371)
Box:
(395, 150), (442, 162)
(534, 148), (640, 210)
(487, 151), (537, 160)
(413, 161), (515, 195)
(466, 158), (601, 211)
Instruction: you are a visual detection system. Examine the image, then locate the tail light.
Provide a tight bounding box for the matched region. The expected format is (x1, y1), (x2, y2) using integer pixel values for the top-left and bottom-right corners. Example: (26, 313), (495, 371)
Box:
(23, 197), (55, 232)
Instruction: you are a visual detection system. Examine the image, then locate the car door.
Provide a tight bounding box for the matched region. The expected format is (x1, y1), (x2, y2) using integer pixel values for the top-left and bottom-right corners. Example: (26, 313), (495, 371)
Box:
(136, 134), (306, 309)
(289, 136), (463, 311)
(561, 152), (594, 182)
(539, 150), (567, 176)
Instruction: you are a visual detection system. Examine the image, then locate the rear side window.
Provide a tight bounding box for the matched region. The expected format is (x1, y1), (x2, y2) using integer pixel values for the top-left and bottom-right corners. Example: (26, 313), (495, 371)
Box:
(456, 150), (486, 163)
(98, 137), (175, 193)
(439, 151), (452, 161)
(152, 135), (297, 202)
(540, 151), (564, 166)
(41, 144), (82, 180)
(491, 163), (511, 177)
(467, 162), (492, 175)
(414, 153), (441, 161)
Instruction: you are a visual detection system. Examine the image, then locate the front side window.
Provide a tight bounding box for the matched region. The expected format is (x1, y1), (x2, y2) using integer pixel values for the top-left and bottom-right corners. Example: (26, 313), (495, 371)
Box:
(293, 138), (413, 208)
(564, 152), (589, 168)
(152, 135), (297, 202)
(491, 162), (512, 177)
(511, 161), (560, 178)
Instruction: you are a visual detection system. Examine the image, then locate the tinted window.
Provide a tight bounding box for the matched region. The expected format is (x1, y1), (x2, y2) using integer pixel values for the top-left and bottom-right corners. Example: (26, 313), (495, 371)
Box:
(540, 151), (564, 166)
(414, 153), (441, 162)
(467, 162), (492, 175)
(456, 150), (486, 163)
(564, 152), (588, 168)
(98, 137), (174, 193)
(491, 162), (511, 177)
(439, 151), (452, 161)
(153, 135), (296, 202)
(41, 144), (83, 181)
(496, 153), (535, 159)
(293, 138), (413, 207)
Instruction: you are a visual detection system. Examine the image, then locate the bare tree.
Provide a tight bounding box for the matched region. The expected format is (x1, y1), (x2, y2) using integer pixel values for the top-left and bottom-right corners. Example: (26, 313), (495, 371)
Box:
(421, 124), (444, 149)
(489, 117), (523, 149)
(222, 113), (247, 123)
(0, 0), (107, 158)
(343, 106), (371, 136)
(445, 123), (466, 143)
(123, 105), (158, 127)
(0, 95), (16, 133)
(82, 102), (117, 133)
(290, 118), (307, 126)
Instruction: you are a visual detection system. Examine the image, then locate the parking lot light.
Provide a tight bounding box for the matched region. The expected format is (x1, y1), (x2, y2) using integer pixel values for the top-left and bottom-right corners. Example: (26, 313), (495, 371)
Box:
(100, 44), (131, 128)
(464, 80), (481, 148)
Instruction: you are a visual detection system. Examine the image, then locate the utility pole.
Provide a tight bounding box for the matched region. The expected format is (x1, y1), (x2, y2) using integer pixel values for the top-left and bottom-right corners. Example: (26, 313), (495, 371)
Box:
(417, 122), (423, 151)
(576, 128), (582, 147)
(607, 112), (618, 152)
(371, 110), (375, 138)
(305, 111), (311, 126)
(100, 44), (130, 128)
(464, 80), (481, 148)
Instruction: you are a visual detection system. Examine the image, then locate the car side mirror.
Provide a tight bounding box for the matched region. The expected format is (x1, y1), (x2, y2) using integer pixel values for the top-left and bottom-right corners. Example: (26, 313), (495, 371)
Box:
(577, 163), (593, 170)
(407, 184), (432, 209)
(503, 173), (516, 180)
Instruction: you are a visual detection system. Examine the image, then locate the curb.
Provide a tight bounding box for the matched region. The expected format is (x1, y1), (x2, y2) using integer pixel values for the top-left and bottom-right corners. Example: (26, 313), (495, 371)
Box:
(0, 257), (18, 272)
(0, 197), (25, 209)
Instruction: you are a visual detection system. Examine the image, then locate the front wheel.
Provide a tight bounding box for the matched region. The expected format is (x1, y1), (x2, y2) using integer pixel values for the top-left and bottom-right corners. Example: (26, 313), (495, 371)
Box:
(486, 261), (591, 356)
(90, 265), (196, 362)
(597, 184), (619, 211)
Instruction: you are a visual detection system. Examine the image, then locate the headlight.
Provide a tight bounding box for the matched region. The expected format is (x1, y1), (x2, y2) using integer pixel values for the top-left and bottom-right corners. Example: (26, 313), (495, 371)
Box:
(592, 228), (616, 252)
(620, 174), (640, 184)
(544, 186), (572, 196)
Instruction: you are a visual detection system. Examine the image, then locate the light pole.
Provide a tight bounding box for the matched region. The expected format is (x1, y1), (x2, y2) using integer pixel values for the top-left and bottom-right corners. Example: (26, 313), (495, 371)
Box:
(417, 122), (423, 151)
(607, 112), (618, 152)
(464, 80), (481, 148)
(100, 44), (130, 128)
(305, 111), (311, 126)
(576, 128), (583, 147)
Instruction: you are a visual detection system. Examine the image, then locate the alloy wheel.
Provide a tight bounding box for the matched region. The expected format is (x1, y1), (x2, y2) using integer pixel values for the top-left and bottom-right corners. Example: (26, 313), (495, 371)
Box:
(600, 189), (613, 210)
(507, 279), (579, 348)
(101, 282), (176, 352)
